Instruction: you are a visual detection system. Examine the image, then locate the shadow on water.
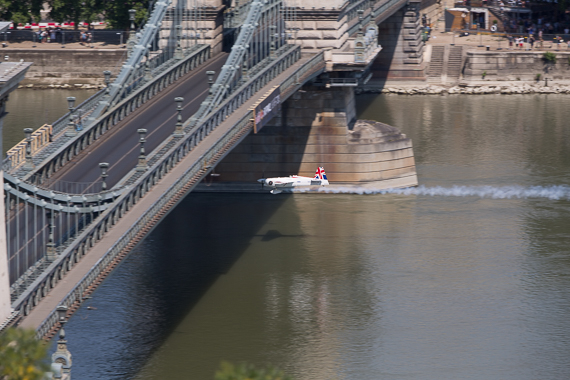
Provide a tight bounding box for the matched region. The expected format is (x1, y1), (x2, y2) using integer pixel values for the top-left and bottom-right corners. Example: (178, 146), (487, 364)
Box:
(50, 192), (291, 380)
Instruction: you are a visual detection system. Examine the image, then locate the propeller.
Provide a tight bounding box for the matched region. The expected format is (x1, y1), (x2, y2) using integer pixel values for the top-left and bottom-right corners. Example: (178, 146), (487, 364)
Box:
(257, 171), (266, 190)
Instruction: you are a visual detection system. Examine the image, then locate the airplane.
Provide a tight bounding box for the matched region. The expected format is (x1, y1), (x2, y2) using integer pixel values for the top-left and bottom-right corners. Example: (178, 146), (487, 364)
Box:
(257, 167), (329, 194)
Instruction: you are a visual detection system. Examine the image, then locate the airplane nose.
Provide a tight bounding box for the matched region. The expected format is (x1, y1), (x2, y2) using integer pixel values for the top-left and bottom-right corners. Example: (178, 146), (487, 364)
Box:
(257, 179), (265, 183)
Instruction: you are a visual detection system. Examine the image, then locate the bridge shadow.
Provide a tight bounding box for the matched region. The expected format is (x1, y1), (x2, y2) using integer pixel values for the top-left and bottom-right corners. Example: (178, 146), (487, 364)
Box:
(58, 192), (292, 379)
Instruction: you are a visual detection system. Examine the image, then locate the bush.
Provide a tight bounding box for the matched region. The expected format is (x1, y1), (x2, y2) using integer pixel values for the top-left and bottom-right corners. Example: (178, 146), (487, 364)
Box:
(543, 51), (557, 63)
(215, 362), (294, 380)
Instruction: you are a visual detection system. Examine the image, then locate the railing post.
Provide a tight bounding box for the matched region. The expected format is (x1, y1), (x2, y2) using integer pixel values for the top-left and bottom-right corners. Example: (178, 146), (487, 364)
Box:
(173, 97), (184, 137)
(23, 128), (34, 170)
(136, 129), (148, 171)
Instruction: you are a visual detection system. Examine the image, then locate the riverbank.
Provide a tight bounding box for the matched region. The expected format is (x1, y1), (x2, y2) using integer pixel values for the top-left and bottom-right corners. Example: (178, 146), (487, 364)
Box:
(358, 82), (570, 95)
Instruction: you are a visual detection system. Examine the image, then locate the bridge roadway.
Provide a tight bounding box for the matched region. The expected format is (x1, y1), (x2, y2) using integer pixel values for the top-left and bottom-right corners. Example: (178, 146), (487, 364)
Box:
(20, 52), (319, 331)
(6, 53), (229, 271)
(46, 53), (229, 190)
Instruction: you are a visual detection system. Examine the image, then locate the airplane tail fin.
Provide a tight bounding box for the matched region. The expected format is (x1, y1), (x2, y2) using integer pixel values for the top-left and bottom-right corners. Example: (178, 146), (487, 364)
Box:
(313, 167), (328, 184)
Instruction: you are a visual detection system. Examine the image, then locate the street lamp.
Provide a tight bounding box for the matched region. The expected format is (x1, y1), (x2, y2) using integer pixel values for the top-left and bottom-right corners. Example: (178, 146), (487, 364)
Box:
(52, 305), (72, 377)
(175, 25), (183, 59)
(65, 96), (76, 137)
(23, 128), (34, 170)
(103, 70), (111, 89)
(136, 129), (148, 171)
(127, 9), (137, 55)
(206, 70), (215, 92)
(99, 163), (109, 191)
(174, 97), (184, 136)
(46, 210), (56, 261)
(270, 25), (276, 59)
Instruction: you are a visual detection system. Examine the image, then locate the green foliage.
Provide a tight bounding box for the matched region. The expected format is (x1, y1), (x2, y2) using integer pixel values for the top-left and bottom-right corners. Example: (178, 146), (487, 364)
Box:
(48, 0), (104, 29)
(102, 1), (149, 30)
(0, 328), (49, 380)
(0, 0), (43, 24)
(543, 51), (557, 64)
(482, 70), (487, 79)
(536, 73), (541, 81)
(215, 362), (294, 380)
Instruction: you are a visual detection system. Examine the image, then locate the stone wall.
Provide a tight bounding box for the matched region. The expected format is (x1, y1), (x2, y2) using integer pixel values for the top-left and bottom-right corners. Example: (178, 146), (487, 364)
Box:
(2, 49), (126, 86)
(463, 51), (570, 82)
(372, 1), (427, 80)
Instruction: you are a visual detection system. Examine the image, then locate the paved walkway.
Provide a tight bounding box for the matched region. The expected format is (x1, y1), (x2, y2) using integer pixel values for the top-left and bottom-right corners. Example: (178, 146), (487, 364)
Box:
(19, 53), (317, 330)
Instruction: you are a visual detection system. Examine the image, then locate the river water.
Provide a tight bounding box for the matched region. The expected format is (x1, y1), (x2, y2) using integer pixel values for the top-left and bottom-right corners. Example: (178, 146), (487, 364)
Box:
(7, 90), (570, 379)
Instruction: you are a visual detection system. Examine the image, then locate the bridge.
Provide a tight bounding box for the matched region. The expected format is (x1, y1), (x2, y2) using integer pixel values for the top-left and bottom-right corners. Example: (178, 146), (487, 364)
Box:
(0, 0), (423, 345)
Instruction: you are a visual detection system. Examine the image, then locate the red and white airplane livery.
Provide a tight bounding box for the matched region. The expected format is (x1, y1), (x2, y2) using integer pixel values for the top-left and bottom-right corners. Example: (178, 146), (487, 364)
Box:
(258, 167), (329, 194)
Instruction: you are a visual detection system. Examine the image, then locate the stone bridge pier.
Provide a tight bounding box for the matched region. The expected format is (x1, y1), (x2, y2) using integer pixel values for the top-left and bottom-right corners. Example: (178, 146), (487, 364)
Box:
(199, 82), (418, 190)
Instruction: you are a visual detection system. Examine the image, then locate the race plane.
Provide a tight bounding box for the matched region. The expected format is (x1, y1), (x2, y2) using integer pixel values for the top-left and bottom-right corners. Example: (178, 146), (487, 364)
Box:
(257, 167), (329, 194)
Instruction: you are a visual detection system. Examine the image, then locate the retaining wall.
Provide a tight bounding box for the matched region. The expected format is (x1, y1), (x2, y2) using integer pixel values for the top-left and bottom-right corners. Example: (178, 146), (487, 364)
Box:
(3, 49), (127, 86)
(463, 50), (570, 82)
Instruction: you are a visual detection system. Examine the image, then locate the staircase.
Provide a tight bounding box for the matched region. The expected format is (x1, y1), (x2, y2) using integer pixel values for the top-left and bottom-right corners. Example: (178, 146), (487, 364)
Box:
(427, 46), (445, 82)
(447, 46), (464, 80)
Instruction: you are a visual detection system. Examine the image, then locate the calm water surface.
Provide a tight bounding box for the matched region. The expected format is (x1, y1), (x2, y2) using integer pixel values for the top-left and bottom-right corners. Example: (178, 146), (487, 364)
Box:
(11, 92), (566, 379)
(4, 89), (95, 153)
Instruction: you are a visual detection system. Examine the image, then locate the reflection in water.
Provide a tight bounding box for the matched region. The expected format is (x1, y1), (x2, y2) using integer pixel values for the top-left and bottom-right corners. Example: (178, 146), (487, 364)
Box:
(32, 94), (570, 379)
(4, 89), (96, 154)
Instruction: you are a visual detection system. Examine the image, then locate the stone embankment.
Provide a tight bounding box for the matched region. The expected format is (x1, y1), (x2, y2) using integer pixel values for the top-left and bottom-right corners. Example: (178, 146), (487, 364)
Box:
(358, 83), (570, 95)
(19, 83), (105, 90)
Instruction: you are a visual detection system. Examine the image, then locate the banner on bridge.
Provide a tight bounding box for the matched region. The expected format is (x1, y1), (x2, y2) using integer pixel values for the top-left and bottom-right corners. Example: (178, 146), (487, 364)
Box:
(252, 86), (281, 134)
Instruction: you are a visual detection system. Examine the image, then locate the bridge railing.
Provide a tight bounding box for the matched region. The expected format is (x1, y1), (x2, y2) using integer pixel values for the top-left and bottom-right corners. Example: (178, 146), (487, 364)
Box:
(29, 47), (326, 338)
(17, 45), (210, 185)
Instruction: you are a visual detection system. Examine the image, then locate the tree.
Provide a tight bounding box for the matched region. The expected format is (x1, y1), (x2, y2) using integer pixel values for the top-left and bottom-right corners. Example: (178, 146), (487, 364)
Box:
(101, 0), (149, 30)
(0, 0), (43, 25)
(48, 0), (104, 30)
(215, 362), (295, 380)
(0, 328), (49, 380)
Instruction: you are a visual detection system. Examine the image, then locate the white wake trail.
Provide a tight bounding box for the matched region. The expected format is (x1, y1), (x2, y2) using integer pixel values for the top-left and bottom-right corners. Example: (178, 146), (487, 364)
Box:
(297, 185), (570, 200)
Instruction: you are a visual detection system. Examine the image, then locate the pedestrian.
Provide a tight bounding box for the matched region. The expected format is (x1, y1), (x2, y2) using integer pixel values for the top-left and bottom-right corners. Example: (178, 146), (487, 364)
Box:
(529, 35), (535, 49)
(508, 34), (513, 49)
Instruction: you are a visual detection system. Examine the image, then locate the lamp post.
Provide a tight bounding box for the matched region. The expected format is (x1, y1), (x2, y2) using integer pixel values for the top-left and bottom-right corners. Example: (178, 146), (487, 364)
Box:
(127, 9), (136, 56)
(173, 97), (184, 136)
(65, 96), (76, 137)
(103, 70), (111, 91)
(136, 129), (148, 171)
(52, 305), (72, 377)
(23, 128), (34, 170)
(270, 25), (276, 59)
(99, 163), (109, 191)
(206, 70), (215, 93)
(46, 210), (56, 261)
(175, 25), (183, 59)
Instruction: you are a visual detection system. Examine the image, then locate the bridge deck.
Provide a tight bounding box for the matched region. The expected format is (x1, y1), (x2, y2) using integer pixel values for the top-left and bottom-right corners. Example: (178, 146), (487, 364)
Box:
(46, 53), (228, 190)
(20, 53), (318, 330)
